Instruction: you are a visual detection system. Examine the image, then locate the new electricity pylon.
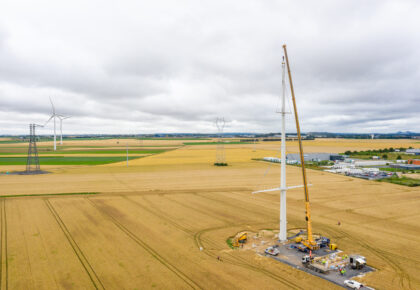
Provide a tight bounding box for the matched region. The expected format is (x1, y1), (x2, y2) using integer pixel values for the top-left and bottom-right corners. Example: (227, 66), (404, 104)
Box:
(214, 117), (227, 166)
(26, 123), (42, 173)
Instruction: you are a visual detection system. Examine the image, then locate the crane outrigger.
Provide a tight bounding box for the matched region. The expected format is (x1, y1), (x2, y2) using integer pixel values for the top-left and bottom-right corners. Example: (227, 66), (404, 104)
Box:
(283, 44), (319, 251)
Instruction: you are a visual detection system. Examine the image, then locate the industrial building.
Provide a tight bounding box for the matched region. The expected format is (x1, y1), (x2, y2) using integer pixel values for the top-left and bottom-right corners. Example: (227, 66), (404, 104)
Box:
(406, 148), (420, 155)
(353, 160), (388, 167)
(286, 153), (344, 163)
(263, 157), (298, 164)
(390, 164), (420, 170)
(325, 162), (394, 180)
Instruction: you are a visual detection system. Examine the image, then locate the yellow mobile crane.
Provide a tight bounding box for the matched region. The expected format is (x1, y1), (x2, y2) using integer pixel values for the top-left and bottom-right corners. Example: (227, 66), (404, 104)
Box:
(283, 45), (319, 251)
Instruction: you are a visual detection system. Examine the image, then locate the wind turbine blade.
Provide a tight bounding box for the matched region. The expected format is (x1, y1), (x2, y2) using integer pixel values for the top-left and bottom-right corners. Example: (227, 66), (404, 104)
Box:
(252, 184), (312, 194)
(56, 114), (71, 120)
(252, 187), (281, 194)
(49, 97), (55, 114)
(287, 184), (313, 189)
(44, 115), (54, 126)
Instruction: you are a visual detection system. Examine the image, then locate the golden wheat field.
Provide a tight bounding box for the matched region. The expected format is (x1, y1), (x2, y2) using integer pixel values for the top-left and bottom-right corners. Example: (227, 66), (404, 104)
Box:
(0, 138), (419, 289)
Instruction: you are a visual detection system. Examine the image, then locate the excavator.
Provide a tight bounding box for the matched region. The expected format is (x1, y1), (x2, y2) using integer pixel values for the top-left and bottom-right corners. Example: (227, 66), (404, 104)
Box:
(233, 233), (248, 247)
(283, 45), (319, 251)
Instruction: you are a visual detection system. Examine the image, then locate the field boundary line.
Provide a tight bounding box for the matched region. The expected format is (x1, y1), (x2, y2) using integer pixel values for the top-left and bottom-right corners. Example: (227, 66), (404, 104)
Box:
(86, 198), (201, 290)
(44, 199), (104, 290)
(0, 192), (99, 199)
(0, 199), (8, 290)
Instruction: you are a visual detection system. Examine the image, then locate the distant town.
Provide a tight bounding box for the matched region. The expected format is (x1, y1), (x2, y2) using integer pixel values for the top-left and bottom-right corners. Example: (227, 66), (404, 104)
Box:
(1, 131), (419, 140)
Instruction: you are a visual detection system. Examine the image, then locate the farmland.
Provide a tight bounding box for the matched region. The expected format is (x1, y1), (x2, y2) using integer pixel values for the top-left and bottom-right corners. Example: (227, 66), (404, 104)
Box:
(0, 138), (419, 289)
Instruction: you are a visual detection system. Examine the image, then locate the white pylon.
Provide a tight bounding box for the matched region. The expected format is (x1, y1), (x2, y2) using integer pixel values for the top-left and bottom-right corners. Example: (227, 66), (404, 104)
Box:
(279, 58), (287, 242)
(58, 115), (71, 145)
(253, 57), (309, 242)
(45, 97), (58, 151)
(53, 114), (56, 151)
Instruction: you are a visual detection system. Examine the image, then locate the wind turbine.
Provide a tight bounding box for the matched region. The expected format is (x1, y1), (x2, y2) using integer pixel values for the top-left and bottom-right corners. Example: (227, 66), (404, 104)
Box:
(45, 97), (61, 151)
(58, 115), (71, 145)
(253, 56), (310, 242)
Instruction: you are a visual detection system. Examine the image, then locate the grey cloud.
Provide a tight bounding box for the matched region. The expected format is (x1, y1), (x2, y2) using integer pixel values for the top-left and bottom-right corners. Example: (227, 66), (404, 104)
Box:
(0, 0), (419, 134)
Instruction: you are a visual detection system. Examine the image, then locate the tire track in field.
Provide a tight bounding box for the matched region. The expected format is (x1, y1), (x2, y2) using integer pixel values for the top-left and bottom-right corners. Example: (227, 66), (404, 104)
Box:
(196, 192), (276, 221)
(106, 168), (301, 288)
(162, 195), (233, 224)
(44, 199), (104, 290)
(125, 196), (196, 235)
(123, 195), (302, 289)
(85, 198), (201, 290)
(193, 226), (303, 290)
(323, 224), (412, 290)
(0, 199), (8, 290)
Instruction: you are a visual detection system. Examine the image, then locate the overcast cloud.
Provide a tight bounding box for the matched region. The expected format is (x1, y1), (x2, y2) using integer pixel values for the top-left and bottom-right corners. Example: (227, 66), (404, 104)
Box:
(0, 0), (419, 135)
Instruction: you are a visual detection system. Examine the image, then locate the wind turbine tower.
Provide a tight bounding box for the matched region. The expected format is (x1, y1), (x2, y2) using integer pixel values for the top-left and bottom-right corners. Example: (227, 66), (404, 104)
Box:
(45, 97), (59, 151)
(279, 57), (288, 242)
(46, 97), (70, 150)
(58, 115), (71, 145)
(253, 56), (306, 242)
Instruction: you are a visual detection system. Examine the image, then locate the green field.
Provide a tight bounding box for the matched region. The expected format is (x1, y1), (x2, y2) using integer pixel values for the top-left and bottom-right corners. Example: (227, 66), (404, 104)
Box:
(140, 137), (211, 140)
(183, 141), (253, 145)
(0, 156), (143, 165)
(0, 149), (167, 155)
(379, 175), (420, 187)
(0, 137), (122, 144)
(380, 167), (420, 173)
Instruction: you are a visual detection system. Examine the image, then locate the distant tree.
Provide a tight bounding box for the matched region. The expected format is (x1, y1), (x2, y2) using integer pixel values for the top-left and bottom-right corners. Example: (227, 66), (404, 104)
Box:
(344, 150), (351, 155)
(397, 155), (402, 160)
(399, 147), (405, 151)
(389, 147), (394, 152)
(382, 154), (388, 159)
(409, 146), (413, 149)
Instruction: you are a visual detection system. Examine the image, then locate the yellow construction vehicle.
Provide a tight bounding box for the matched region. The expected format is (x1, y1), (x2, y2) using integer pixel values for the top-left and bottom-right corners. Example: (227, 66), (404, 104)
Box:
(233, 233), (248, 247)
(283, 45), (319, 251)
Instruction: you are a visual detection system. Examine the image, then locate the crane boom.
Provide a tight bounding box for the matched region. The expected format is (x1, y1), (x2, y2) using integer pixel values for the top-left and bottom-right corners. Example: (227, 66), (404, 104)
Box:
(283, 44), (317, 249)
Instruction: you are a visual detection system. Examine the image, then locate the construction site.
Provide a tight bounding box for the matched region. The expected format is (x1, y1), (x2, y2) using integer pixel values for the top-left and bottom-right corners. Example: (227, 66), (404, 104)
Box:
(231, 229), (373, 288)
(223, 45), (376, 289)
(1, 1), (420, 288)
(0, 43), (418, 289)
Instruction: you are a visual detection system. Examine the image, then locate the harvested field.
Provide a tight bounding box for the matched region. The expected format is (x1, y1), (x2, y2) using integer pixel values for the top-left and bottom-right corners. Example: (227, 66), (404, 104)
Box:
(0, 138), (419, 289)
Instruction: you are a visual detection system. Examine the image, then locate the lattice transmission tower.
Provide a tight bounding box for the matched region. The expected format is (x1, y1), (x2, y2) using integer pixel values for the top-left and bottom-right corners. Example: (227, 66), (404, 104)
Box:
(214, 117), (227, 166)
(26, 123), (41, 173)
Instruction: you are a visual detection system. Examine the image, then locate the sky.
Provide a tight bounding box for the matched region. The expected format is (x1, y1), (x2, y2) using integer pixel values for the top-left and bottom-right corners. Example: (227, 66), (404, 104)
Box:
(0, 0), (419, 135)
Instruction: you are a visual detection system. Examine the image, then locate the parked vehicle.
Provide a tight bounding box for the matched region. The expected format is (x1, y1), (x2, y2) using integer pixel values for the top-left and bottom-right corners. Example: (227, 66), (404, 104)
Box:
(296, 244), (309, 252)
(349, 255), (366, 269)
(316, 236), (330, 248)
(265, 246), (280, 256)
(344, 280), (363, 289)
